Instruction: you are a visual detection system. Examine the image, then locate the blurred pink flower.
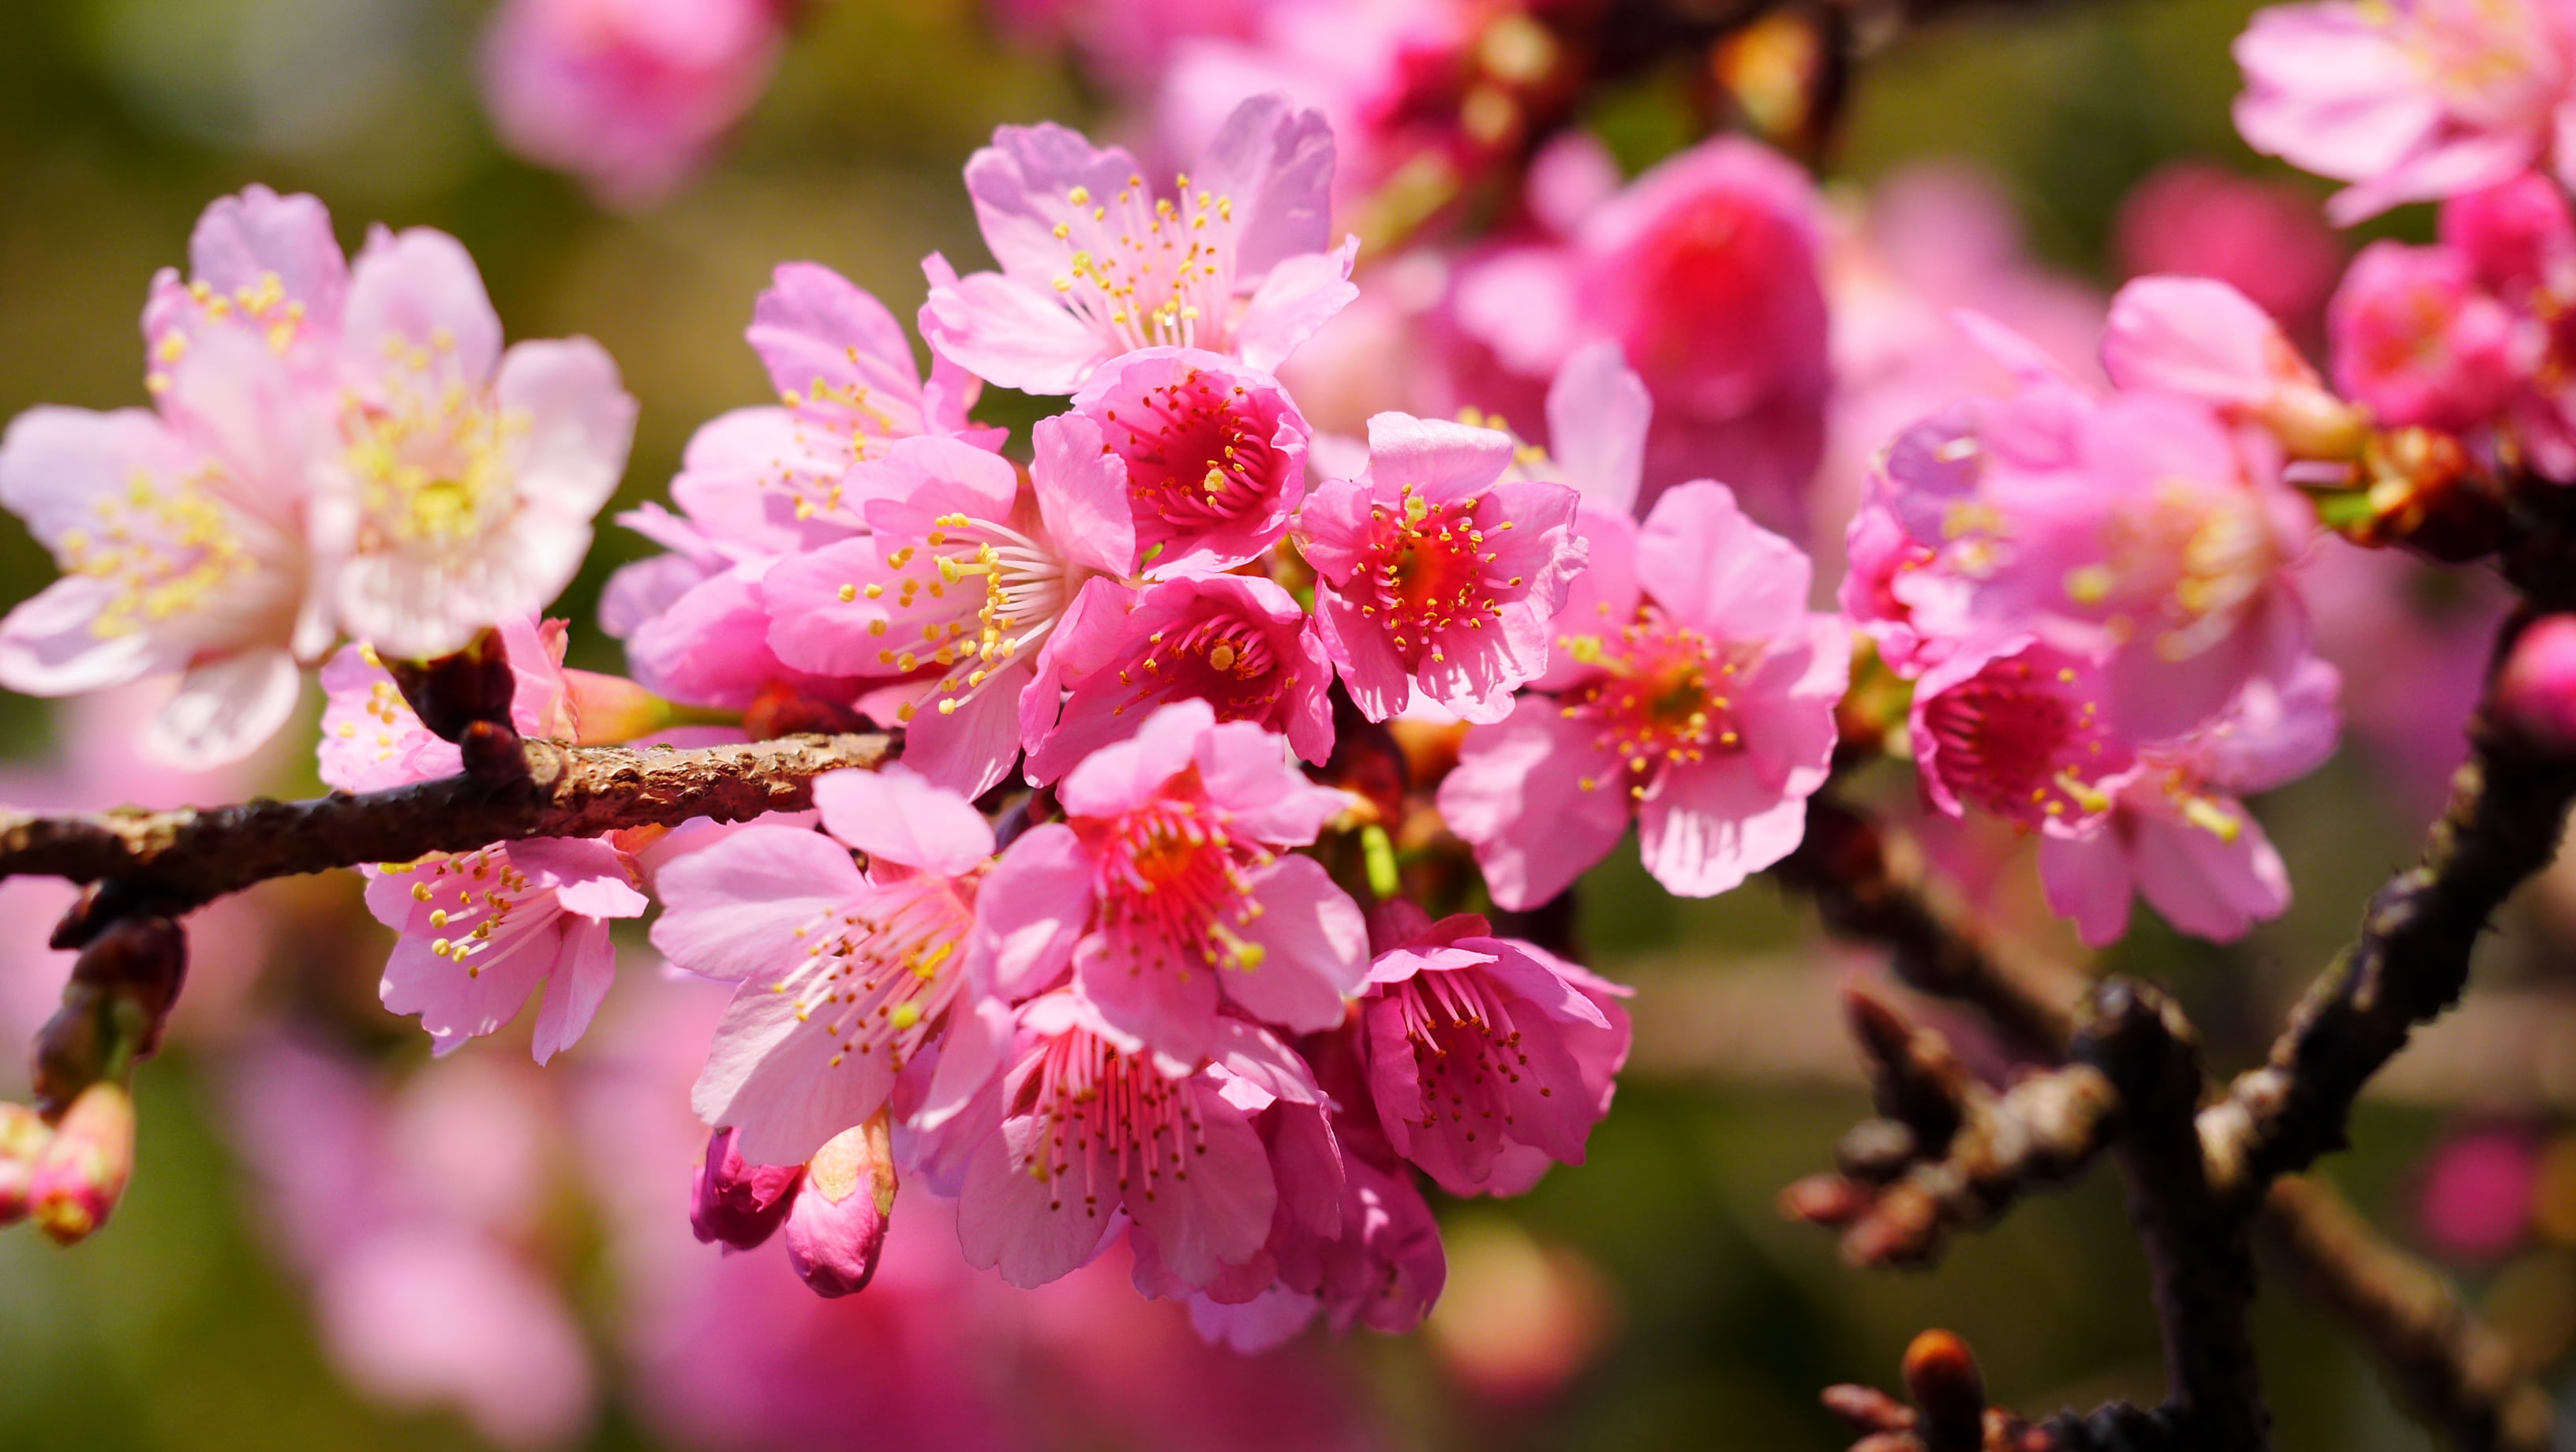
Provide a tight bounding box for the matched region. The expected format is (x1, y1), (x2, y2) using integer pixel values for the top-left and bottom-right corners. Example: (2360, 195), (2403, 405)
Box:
(2328, 241), (2522, 430)
(2414, 1126), (2540, 1263)
(2114, 163), (2343, 331)
(481, 0), (790, 210)
(2498, 613), (2576, 748)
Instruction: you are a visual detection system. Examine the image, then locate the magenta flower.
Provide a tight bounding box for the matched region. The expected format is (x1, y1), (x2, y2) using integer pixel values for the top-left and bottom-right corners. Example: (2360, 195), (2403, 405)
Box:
(762, 415), (1134, 795)
(480, 0), (788, 211)
(1024, 573), (1334, 783)
(949, 990), (1298, 1290)
(1072, 346), (1312, 574)
(1440, 481), (1848, 908)
(1295, 413), (1586, 723)
(2233, 0), (2576, 223)
(973, 700), (1368, 1062)
(2039, 657), (2342, 945)
(920, 94), (1357, 394)
(1355, 908), (1631, 1198)
(1908, 637), (2136, 833)
(650, 764), (990, 1165)
(2328, 242), (2522, 430)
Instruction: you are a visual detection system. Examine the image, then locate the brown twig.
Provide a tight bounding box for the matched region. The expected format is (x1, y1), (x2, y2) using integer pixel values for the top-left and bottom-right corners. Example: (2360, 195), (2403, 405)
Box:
(0, 732), (891, 919)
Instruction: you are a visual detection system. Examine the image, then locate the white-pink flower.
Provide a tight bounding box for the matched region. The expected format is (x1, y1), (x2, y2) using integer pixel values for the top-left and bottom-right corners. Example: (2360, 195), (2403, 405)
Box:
(921, 93), (1358, 394)
(650, 765), (992, 1165)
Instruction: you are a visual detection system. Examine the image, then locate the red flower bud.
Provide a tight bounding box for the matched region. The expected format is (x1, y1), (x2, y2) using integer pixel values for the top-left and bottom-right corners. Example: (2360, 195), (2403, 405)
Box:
(30, 1083), (135, 1244)
(689, 1127), (800, 1251)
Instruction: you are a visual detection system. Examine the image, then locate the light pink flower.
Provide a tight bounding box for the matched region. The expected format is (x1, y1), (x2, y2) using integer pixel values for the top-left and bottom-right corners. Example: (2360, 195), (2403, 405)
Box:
(1024, 573), (1333, 783)
(2114, 163), (2345, 331)
(2327, 241), (2522, 430)
(650, 764), (990, 1165)
(1355, 907), (1631, 1197)
(2233, 0), (2576, 223)
(920, 94), (1357, 393)
(949, 990), (1303, 1292)
(140, 183), (349, 383)
(1072, 345), (1312, 574)
(974, 700), (1367, 1062)
(2102, 275), (2365, 454)
(1440, 481), (1848, 907)
(1908, 636), (2135, 833)
(1295, 413), (1586, 723)
(2039, 657), (2342, 945)
(480, 0), (788, 211)
(762, 415), (1133, 795)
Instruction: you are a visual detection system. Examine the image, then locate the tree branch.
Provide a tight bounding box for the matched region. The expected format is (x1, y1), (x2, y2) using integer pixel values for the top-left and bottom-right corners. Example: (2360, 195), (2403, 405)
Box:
(0, 732), (892, 918)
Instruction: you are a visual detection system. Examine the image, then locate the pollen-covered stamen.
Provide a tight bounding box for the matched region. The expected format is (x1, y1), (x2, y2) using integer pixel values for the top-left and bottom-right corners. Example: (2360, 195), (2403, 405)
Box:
(331, 672), (420, 765)
(1920, 654), (2124, 828)
(1013, 1025), (1208, 1215)
(1354, 485), (1523, 664)
(1557, 610), (1752, 797)
(2069, 483), (2279, 665)
(868, 511), (1073, 723)
(1385, 968), (1539, 1139)
(1109, 607), (1292, 724)
(1087, 796), (1273, 981)
(344, 333), (529, 562)
(770, 875), (975, 1073)
(147, 271), (311, 391)
(1046, 175), (1241, 354)
(59, 462), (283, 646)
(383, 848), (542, 979)
(1099, 370), (1282, 530)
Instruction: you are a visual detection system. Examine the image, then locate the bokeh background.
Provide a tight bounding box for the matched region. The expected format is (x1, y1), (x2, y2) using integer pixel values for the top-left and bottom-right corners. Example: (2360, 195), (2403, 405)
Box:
(1, 0), (2570, 1448)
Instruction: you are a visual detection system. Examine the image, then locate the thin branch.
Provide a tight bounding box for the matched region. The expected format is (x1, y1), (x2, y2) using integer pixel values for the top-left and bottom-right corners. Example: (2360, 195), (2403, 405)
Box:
(0, 732), (891, 918)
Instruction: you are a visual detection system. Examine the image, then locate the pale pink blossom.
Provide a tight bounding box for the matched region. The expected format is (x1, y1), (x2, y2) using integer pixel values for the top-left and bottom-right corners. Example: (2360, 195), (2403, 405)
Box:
(762, 415), (1134, 795)
(1023, 573), (1333, 783)
(974, 700), (1367, 1062)
(1071, 346), (1312, 574)
(2327, 242), (2522, 429)
(2114, 163), (2345, 331)
(1355, 906), (1631, 1197)
(2039, 657), (2342, 945)
(481, 0), (789, 211)
(650, 764), (991, 1165)
(2102, 275), (2364, 454)
(1294, 413), (1586, 723)
(2233, 0), (2576, 223)
(920, 94), (1357, 393)
(1440, 481), (1848, 907)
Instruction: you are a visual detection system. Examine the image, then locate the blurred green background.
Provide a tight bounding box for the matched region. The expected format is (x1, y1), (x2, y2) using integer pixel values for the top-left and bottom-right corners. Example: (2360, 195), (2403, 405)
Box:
(0, 0), (2554, 1449)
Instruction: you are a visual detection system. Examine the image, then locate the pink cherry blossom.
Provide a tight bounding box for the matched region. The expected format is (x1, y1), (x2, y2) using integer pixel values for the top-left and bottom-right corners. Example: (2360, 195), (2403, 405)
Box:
(2114, 163), (2345, 331)
(2039, 657), (2342, 945)
(2233, 0), (2576, 223)
(974, 700), (1367, 1062)
(920, 94), (1357, 393)
(762, 415), (1134, 796)
(650, 764), (991, 1165)
(1071, 346), (1312, 574)
(480, 0), (789, 211)
(1440, 481), (1848, 908)
(2328, 242), (2522, 430)
(1294, 413), (1587, 723)
(2437, 176), (2576, 479)
(1908, 637), (2135, 833)
(949, 991), (1291, 1291)
(141, 183), (349, 384)
(1023, 573), (1333, 784)
(1355, 907), (1631, 1197)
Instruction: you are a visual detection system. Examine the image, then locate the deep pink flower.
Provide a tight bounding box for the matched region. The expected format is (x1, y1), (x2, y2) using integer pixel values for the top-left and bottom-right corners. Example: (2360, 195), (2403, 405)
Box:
(1355, 906), (1631, 1197)
(689, 1127), (800, 1251)
(1440, 481), (1848, 907)
(1072, 346), (1311, 574)
(921, 94), (1357, 393)
(762, 416), (1134, 796)
(2114, 163), (2345, 331)
(973, 700), (1367, 1062)
(651, 764), (990, 1165)
(1909, 637), (2136, 833)
(1024, 573), (1334, 783)
(2039, 657), (2341, 945)
(1294, 413), (1586, 723)
(2233, 0), (2576, 223)
(2327, 242), (2522, 430)
(950, 991), (1298, 1291)
(2443, 171), (2576, 295)
(480, 0), (788, 211)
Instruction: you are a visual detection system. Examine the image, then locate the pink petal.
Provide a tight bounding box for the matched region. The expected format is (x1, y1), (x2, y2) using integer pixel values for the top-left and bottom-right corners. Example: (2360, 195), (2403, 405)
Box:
(343, 226), (504, 387)
(1225, 855), (1367, 1032)
(1123, 1085), (1277, 1288)
(144, 649), (303, 771)
(1438, 702), (1632, 910)
(972, 822), (1095, 999)
(1193, 94), (1335, 276)
(1032, 411), (1136, 576)
(919, 267), (1115, 395)
(1636, 754), (1810, 897)
(813, 763), (993, 875)
(1544, 340), (1649, 515)
(649, 826), (865, 982)
(957, 1118), (1122, 1288)
(1635, 481), (1810, 640)
(1233, 237), (1360, 374)
(527, 918), (617, 1063)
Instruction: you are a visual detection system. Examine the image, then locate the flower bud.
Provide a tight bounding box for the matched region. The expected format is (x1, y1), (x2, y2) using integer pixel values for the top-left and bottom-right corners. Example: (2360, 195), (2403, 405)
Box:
(564, 668), (676, 744)
(689, 1127), (800, 1251)
(30, 1082), (135, 1244)
(0, 1102), (53, 1226)
(784, 1114), (896, 1298)
(2499, 616), (2576, 751)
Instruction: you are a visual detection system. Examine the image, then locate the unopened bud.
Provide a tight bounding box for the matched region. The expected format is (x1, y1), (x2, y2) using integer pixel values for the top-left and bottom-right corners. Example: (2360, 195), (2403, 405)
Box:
(0, 1102), (52, 1225)
(690, 1128), (800, 1251)
(2499, 616), (2576, 751)
(30, 1082), (135, 1244)
(785, 1114), (897, 1298)
(1900, 1328), (1987, 1450)
(564, 669), (676, 744)
(2260, 383), (2370, 461)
